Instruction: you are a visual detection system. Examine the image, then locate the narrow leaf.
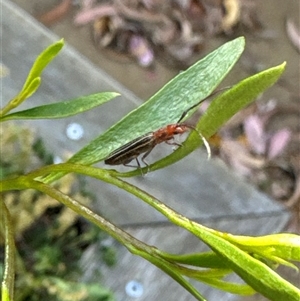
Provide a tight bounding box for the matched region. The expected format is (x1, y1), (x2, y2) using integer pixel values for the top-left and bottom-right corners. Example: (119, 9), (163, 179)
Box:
(16, 77), (41, 103)
(134, 248), (207, 301)
(189, 225), (300, 301)
(159, 251), (228, 269)
(1, 92), (119, 121)
(151, 259), (207, 301)
(222, 233), (300, 262)
(22, 39), (64, 93)
(199, 277), (255, 295)
(198, 63), (286, 137)
(0, 40), (64, 116)
(147, 62), (286, 171)
(163, 255), (254, 295)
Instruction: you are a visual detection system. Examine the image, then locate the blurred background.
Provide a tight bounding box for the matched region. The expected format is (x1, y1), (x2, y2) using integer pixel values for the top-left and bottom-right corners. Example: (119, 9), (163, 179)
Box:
(2, 0), (299, 300)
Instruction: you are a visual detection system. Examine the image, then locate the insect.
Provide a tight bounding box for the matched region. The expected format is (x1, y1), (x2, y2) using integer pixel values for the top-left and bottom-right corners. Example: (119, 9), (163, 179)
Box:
(104, 123), (202, 168)
(105, 88), (228, 168)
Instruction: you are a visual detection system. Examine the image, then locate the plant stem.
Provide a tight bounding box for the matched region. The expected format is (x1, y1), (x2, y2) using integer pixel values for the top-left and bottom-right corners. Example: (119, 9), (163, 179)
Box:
(0, 200), (15, 301)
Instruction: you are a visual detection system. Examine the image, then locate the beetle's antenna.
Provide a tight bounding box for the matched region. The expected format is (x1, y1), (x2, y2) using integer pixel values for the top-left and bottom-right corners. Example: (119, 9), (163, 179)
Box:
(199, 132), (211, 159)
(183, 124), (211, 159)
(178, 86), (231, 123)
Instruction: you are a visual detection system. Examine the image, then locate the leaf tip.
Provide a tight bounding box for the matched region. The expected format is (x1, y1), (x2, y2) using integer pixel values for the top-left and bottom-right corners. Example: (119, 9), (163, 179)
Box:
(234, 36), (246, 48)
(58, 38), (65, 45)
(281, 61), (287, 69)
(53, 39), (64, 52)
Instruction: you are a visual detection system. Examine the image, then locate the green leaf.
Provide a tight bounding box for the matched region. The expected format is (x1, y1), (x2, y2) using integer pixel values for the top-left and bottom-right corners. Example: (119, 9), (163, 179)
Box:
(21, 39), (64, 95)
(189, 225), (300, 301)
(223, 233), (300, 261)
(217, 233), (300, 270)
(145, 62), (286, 172)
(199, 277), (255, 295)
(149, 258), (207, 301)
(18, 77), (41, 103)
(183, 268), (231, 279)
(1, 92), (119, 121)
(159, 251), (228, 269)
(68, 37), (245, 166)
(198, 63), (286, 137)
(0, 40), (64, 116)
(254, 253), (298, 271)
(159, 251), (254, 295)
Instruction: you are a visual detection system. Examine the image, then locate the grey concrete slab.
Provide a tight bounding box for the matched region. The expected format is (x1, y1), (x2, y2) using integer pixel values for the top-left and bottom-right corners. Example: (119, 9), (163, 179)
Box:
(1, 1), (292, 300)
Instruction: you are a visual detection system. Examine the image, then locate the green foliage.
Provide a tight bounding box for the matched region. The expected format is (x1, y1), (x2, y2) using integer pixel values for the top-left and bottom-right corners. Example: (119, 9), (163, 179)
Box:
(0, 40), (63, 117)
(1, 92), (119, 122)
(0, 124), (115, 301)
(120, 62), (287, 176)
(68, 37), (245, 166)
(1, 37), (299, 301)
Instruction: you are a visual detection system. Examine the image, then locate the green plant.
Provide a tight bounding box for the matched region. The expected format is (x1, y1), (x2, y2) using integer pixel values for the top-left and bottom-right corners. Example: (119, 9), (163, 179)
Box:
(1, 38), (299, 301)
(0, 124), (115, 301)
